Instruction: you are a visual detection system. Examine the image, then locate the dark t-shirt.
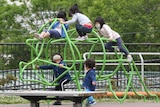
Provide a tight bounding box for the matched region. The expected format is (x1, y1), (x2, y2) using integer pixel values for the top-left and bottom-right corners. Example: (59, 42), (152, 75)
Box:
(83, 69), (96, 91)
(39, 60), (71, 83)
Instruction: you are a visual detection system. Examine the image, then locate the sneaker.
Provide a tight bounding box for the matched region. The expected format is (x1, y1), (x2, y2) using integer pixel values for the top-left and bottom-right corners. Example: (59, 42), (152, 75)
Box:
(53, 101), (61, 105)
(127, 54), (133, 62)
(114, 47), (120, 52)
(89, 101), (96, 106)
(76, 36), (85, 41)
(84, 35), (88, 39)
(34, 33), (43, 40)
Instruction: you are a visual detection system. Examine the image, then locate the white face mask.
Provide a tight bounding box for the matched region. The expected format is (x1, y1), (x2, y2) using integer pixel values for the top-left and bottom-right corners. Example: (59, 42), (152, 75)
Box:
(95, 24), (100, 30)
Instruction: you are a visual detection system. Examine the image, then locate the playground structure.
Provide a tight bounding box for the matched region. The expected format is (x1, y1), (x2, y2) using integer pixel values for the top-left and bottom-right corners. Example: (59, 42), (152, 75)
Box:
(19, 18), (159, 103)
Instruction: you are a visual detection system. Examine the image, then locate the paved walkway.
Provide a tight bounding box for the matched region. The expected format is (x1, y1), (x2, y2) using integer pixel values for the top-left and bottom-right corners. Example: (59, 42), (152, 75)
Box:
(0, 102), (160, 107)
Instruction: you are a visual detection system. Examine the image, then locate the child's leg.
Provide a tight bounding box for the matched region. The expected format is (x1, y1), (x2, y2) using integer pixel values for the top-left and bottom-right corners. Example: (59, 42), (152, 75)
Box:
(40, 31), (46, 38)
(85, 88), (95, 104)
(76, 24), (92, 37)
(116, 37), (129, 56)
(34, 31), (46, 39)
(48, 29), (61, 39)
(116, 38), (132, 62)
(105, 42), (115, 51)
(76, 24), (84, 37)
(53, 79), (70, 105)
(53, 84), (61, 104)
(60, 79), (70, 91)
(43, 32), (50, 38)
(40, 30), (48, 38)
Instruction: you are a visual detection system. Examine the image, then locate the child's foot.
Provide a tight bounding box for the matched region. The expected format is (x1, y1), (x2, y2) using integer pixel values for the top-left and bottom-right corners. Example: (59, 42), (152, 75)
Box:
(86, 101), (96, 106)
(76, 36), (85, 41)
(127, 54), (133, 62)
(34, 33), (43, 40)
(53, 101), (61, 105)
(89, 101), (96, 105)
(84, 35), (88, 39)
(76, 35), (88, 41)
(114, 47), (120, 52)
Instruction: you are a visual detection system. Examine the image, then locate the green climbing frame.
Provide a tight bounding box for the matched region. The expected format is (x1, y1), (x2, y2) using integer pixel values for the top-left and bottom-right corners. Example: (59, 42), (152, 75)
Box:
(19, 18), (159, 102)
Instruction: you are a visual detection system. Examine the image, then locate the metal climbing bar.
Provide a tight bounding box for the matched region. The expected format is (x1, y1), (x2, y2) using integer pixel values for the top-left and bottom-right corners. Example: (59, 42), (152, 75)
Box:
(19, 18), (159, 103)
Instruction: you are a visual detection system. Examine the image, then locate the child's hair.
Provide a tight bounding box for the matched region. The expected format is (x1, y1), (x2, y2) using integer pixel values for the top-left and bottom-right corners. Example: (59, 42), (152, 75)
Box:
(85, 58), (96, 69)
(57, 11), (67, 21)
(52, 53), (62, 62)
(94, 16), (105, 29)
(69, 4), (80, 17)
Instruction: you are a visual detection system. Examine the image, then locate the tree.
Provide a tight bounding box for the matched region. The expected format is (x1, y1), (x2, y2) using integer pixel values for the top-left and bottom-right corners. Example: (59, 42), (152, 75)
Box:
(0, 0), (159, 43)
(79, 0), (160, 43)
(0, 0), (29, 43)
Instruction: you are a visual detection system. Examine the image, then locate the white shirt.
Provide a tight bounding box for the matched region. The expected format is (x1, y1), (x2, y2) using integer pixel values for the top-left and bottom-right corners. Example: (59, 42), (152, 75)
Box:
(99, 24), (120, 40)
(66, 13), (91, 25)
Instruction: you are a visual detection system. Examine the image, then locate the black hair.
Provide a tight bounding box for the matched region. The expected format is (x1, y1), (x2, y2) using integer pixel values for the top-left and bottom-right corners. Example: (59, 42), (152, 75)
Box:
(85, 58), (96, 69)
(68, 4), (80, 17)
(57, 11), (67, 21)
(94, 16), (105, 29)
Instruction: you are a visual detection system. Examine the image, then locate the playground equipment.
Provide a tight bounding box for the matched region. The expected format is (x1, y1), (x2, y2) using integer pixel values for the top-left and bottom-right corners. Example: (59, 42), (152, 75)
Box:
(19, 18), (159, 102)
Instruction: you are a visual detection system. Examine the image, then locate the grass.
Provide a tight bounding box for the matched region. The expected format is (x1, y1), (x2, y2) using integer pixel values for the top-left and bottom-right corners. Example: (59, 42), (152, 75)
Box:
(97, 97), (159, 103)
(0, 95), (29, 104)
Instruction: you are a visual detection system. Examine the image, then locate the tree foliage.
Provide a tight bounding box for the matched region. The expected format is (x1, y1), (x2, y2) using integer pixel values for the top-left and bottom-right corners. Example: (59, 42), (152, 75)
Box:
(79, 0), (160, 43)
(0, 0), (159, 70)
(0, 0), (28, 42)
(0, 0), (159, 43)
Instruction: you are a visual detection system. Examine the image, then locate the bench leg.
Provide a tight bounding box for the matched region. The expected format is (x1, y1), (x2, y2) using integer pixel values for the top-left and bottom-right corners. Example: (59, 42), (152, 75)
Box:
(73, 102), (82, 107)
(31, 101), (39, 107)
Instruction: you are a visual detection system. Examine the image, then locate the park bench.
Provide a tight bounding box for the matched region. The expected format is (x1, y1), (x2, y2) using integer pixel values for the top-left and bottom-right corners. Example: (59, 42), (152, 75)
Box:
(1, 90), (106, 107)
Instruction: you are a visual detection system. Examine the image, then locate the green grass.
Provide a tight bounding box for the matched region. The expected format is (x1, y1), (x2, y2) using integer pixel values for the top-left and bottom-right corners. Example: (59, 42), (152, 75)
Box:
(0, 95), (29, 104)
(97, 97), (159, 103)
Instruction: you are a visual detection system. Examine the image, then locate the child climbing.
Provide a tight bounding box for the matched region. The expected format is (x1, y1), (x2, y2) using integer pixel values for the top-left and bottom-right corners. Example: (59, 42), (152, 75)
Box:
(36, 53), (71, 105)
(94, 16), (133, 62)
(34, 11), (68, 40)
(60, 4), (93, 41)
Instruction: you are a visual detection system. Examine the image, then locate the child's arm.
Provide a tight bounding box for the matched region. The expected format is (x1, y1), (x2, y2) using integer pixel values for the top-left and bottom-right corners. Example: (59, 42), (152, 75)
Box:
(36, 65), (54, 70)
(97, 30), (102, 37)
(92, 81), (96, 85)
(60, 15), (77, 25)
(94, 28), (102, 37)
(90, 71), (96, 86)
(48, 18), (53, 25)
(58, 61), (66, 68)
(59, 18), (67, 24)
(58, 64), (64, 68)
(48, 18), (52, 22)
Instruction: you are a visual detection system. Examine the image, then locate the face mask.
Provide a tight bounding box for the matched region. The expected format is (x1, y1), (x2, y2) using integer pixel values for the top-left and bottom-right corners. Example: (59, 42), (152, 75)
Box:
(95, 24), (100, 30)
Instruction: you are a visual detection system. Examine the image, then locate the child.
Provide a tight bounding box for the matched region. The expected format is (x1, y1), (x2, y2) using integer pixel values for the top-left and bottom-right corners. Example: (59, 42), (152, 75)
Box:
(37, 53), (71, 105)
(83, 58), (96, 106)
(34, 11), (69, 40)
(94, 16), (133, 62)
(60, 4), (93, 41)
